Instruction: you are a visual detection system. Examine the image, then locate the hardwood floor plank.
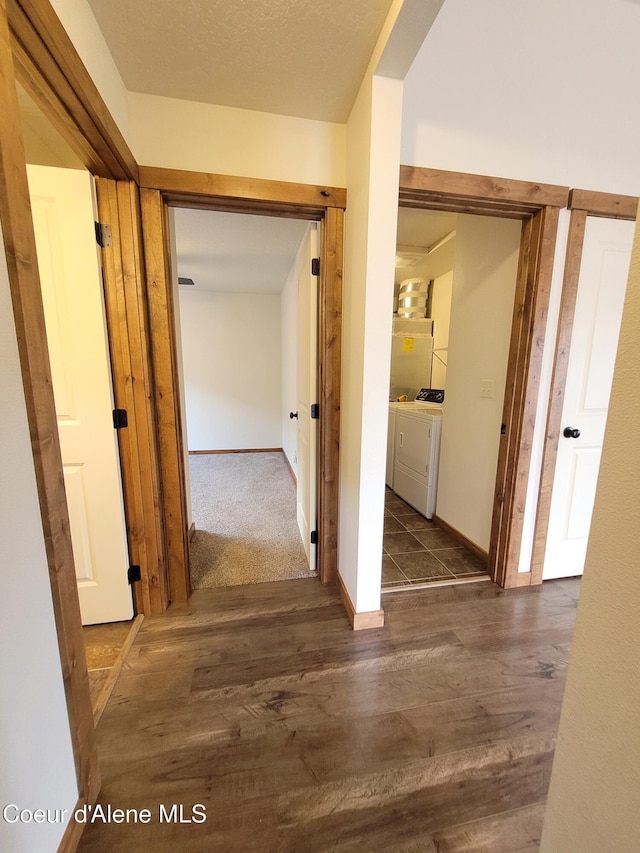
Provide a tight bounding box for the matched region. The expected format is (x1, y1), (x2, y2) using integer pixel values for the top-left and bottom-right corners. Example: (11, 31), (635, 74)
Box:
(275, 734), (554, 852)
(428, 802), (547, 852)
(77, 577), (580, 852)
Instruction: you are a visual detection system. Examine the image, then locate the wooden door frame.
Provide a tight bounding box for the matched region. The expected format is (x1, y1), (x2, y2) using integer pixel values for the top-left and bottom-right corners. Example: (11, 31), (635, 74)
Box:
(529, 188), (638, 584)
(399, 166), (569, 588)
(136, 167), (346, 593)
(4, 12), (344, 848)
(1, 2), (106, 850)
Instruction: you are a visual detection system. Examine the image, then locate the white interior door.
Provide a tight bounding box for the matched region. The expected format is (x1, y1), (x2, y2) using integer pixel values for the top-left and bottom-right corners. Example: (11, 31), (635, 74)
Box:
(544, 216), (635, 579)
(27, 165), (133, 624)
(296, 223), (319, 570)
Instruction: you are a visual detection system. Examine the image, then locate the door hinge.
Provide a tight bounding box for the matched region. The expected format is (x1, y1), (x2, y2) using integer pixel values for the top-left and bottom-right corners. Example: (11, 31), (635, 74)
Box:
(310, 403), (320, 419)
(311, 257), (320, 277)
(113, 408), (128, 429)
(127, 565), (141, 584)
(95, 221), (112, 248)
(500, 423), (507, 435)
(311, 530), (318, 545)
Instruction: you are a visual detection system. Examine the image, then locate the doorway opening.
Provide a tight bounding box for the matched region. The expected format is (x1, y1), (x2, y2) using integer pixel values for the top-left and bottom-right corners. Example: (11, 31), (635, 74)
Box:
(383, 208), (521, 591)
(392, 165), (570, 589)
(170, 206), (320, 588)
(130, 175), (344, 602)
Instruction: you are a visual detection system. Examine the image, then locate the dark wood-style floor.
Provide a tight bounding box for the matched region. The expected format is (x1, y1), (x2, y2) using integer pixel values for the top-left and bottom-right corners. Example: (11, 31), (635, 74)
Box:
(78, 576), (580, 852)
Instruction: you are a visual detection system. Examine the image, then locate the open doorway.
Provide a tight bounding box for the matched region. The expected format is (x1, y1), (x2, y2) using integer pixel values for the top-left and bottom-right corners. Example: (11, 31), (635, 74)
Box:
(17, 83), (140, 720)
(383, 208), (521, 592)
(169, 207), (320, 588)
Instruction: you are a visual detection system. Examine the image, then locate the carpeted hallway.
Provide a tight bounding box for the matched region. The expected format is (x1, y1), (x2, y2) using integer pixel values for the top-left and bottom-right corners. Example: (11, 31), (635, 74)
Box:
(188, 451), (313, 588)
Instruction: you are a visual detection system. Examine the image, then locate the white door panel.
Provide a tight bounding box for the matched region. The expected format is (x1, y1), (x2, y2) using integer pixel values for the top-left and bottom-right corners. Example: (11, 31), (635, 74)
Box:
(544, 217), (634, 579)
(296, 223), (318, 571)
(28, 165), (133, 624)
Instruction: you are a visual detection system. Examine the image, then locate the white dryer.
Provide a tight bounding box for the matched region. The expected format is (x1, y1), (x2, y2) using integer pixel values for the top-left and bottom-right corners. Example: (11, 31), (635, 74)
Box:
(387, 389), (444, 490)
(393, 406), (442, 519)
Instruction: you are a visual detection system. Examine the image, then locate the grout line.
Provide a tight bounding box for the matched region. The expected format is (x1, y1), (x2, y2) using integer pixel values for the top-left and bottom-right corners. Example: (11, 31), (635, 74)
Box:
(388, 553), (413, 584)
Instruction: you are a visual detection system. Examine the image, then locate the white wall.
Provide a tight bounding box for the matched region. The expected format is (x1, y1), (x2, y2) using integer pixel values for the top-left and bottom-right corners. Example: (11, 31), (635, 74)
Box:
(340, 71), (404, 613)
(178, 290), (282, 450)
(540, 206), (640, 853)
(281, 251), (298, 474)
(339, 0), (443, 614)
(402, 0), (640, 194)
(401, 0), (640, 575)
(49, 0), (131, 145)
(430, 269), (453, 389)
(0, 228), (78, 852)
(128, 92), (346, 186)
(436, 215), (520, 550)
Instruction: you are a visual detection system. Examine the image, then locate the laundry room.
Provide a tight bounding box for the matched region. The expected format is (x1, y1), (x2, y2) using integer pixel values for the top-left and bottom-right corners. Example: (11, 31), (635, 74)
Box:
(382, 209), (522, 591)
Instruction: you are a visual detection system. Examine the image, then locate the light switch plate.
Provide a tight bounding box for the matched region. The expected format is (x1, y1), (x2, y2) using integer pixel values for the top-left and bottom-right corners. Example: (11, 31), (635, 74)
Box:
(480, 380), (495, 398)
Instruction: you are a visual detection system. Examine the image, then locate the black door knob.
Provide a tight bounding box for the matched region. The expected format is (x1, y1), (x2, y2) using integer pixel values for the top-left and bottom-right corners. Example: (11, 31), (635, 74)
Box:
(563, 427), (581, 439)
(289, 411), (298, 419)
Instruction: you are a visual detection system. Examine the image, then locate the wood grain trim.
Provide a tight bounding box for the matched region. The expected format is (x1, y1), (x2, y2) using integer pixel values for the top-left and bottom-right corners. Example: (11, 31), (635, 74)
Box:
(96, 178), (168, 615)
(515, 572), (533, 587)
(7, 0), (138, 181)
(400, 166), (569, 211)
(569, 189), (638, 220)
(188, 448), (284, 455)
(432, 515), (488, 563)
(56, 782), (101, 853)
(138, 188), (344, 602)
(138, 166), (346, 212)
(489, 216), (535, 584)
(140, 188), (191, 604)
(398, 168), (565, 589)
(318, 206), (343, 585)
(92, 615), (144, 726)
(530, 210), (587, 585)
(338, 573), (385, 631)
(490, 207), (561, 588)
(0, 0), (100, 819)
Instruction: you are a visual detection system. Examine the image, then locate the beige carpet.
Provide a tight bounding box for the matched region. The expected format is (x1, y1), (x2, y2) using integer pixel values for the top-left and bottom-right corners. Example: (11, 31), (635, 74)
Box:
(189, 451), (313, 588)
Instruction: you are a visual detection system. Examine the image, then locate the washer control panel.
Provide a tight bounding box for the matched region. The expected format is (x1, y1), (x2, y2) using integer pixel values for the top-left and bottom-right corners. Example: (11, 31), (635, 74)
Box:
(416, 388), (445, 404)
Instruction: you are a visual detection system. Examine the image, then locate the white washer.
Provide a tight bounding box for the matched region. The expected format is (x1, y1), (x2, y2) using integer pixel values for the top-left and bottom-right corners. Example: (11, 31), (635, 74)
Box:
(386, 389), (444, 489)
(393, 406), (442, 519)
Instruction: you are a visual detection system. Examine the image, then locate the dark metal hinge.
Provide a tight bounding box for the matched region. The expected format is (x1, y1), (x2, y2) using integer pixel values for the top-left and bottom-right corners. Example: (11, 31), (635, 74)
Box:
(95, 221), (112, 248)
(310, 530), (318, 545)
(310, 403), (319, 419)
(127, 565), (141, 584)
(500, 423), (507, 435)
(113, 408), (128, 429)
(311, 257), (320, 277)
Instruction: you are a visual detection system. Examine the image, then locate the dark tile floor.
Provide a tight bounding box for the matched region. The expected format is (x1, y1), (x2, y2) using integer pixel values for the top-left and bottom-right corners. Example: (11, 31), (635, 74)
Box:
(382, 487), (489, 591)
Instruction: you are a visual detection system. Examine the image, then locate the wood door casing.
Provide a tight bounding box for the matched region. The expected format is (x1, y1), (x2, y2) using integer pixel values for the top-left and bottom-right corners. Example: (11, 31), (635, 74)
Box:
(399, 167), (568, 589)
(0, 3), (100, 848)
(137, 179), (345, 596)
(96, 178), (170, 615)
(531, 191), (638, 583)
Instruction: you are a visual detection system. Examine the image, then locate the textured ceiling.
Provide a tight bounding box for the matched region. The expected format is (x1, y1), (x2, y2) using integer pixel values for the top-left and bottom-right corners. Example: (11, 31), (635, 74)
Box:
(87, 0), (394, 122)
(174, 208), (308, 294)
(174, 207), (457, 297)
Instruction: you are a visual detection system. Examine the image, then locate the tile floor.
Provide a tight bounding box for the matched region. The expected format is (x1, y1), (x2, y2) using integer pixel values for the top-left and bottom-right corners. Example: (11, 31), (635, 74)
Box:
(382, 487), (489, 591)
